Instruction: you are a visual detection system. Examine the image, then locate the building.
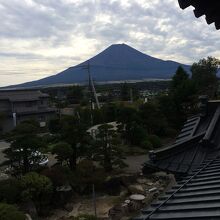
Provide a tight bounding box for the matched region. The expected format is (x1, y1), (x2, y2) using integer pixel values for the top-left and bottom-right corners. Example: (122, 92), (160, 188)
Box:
(136, 157), (220, 219)
(135, 97), (220, 219)
(143, 96), (220, 175)
(0, 89), (56, 133)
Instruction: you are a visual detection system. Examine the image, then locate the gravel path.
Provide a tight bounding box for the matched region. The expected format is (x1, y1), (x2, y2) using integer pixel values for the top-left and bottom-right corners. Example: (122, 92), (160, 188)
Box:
(124, 154), (148, 173)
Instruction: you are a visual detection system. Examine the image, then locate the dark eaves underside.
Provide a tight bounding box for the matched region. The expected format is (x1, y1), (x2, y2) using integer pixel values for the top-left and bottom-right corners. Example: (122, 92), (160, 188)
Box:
(178, 0), (220, 30)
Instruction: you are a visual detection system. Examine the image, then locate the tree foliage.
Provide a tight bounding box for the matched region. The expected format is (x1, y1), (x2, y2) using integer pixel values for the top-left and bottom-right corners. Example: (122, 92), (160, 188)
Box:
(3, 122), (44, 174)
(0, 203), (25, 220)
(159, 66), (197, 128)
(67, 86), (84, 104)
(0, 179), (21, 204)
(20, 172), (52, 207)
(59, 116), (91, 170)
(191, 56), (220, 98)
(92, 124), (127, 172)
(52, 142), (73, 166)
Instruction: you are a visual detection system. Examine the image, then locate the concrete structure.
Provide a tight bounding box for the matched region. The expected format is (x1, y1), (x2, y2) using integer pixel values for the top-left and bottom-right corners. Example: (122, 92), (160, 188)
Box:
(0, 90), (56, 133)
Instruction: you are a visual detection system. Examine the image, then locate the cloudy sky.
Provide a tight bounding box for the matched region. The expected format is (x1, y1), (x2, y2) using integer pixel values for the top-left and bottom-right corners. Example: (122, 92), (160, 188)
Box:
(0, 0), (219, 86)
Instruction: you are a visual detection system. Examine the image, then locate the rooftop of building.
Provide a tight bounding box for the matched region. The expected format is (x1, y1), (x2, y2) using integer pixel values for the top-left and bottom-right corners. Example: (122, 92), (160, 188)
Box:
(178, 0), (220, 30)
(143, 98), (220, 175)
(0, 90), (49, 102)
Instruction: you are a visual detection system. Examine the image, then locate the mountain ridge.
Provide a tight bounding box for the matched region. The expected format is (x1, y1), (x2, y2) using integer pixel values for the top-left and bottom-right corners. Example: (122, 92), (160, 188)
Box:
(5, 43), (191, 88)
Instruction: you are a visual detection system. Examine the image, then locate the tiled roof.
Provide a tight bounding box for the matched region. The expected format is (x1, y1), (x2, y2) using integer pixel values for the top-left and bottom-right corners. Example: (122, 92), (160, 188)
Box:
(135, 155), (220, 219)
(0, 90), (49, 102)
(178, 0), (220, 30)
(143, 100), (220, 174)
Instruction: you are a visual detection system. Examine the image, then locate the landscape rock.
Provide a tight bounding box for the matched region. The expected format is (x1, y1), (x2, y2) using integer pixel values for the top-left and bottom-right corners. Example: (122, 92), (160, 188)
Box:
(128, 184), (145, 194)
(120, 189), (128, 197)
(118, 174), (137, 187)
(64, 203), (74, 212)
(136, 178), (148, 184)
(146, 182), (154, 187)
(152, 171), (168, 180)
(25, 214), (32, 220)
(0, 172), (9, 181)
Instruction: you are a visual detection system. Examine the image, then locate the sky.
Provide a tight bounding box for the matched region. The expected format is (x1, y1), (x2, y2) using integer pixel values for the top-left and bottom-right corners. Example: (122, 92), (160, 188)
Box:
(0, 0), (219, 87)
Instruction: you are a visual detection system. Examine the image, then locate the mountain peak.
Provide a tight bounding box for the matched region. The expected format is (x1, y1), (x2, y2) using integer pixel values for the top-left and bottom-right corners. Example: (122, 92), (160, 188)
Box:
(7, 44), (190, 88)
(107, 43), (137, 50)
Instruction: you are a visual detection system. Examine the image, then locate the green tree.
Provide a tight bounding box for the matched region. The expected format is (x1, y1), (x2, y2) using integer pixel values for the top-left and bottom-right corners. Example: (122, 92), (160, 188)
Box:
(159, 66), (197, 129)
(52, 142), (73, 167)
(0, 178), (21, 204)
(48, 118), (62, 134)
(139, 102), (168, 135)
(123, 121), (147, 146)
(60, 116), (91, 170)
(20, 172), (52, 210)
(116, 106), (143, 145)
(92, 124), (126, 172)
(0, 203), (25, 220)
(191, 56), (220, 98)
(170, 66), (189, 91)
(102, 103), (119, 122)
(120, 83), (130, 101)
(67, 86), (84, 104)
(2, 122), (44, 174)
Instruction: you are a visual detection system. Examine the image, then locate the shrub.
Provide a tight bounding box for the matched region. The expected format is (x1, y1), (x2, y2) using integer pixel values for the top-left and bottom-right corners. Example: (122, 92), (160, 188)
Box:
(51, 142), (73, 165)
(141, 140), (153, 150)
(70, 160), (106, 193)
(48, 119), (62, 134)
(148, 135), (162, 148)
(0, 179), (21, 204)
(20, 172), (53, 205)
(41, 165), (71, 187)
(0, 203), (25, 220)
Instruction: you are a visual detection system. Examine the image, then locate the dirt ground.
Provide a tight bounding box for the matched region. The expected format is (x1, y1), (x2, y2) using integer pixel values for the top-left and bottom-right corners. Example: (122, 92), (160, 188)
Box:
(42, 196), (121, 220)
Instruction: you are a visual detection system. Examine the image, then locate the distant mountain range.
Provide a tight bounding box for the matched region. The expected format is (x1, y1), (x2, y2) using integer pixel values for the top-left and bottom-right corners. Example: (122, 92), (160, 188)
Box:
(7, 44), (191, 88)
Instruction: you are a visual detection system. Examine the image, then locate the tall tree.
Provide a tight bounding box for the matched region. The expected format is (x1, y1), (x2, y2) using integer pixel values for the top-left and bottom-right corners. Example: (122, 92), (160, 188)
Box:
(120, 83), (130, 101)
(67, 85), (84, 104)
(2, 122), (44, 175)
(139, 102), (168, 135)
(191, 57), (220, 98)
(51, 142), (73, 167)
(60, 116), (91, 170)
(159, 66), (197, 128)
(92, 124), (126, 172)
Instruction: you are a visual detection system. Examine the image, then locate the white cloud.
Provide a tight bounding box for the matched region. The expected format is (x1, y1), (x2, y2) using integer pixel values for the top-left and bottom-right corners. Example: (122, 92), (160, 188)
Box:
(0, 0), (219, 86)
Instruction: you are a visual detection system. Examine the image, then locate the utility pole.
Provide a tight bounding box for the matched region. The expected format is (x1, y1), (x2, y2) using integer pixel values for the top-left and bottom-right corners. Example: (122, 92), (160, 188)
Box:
(130, 88), (133, 103)
(87, 62), (94, 125)
(80, 62), (101, 125)
(92, 184), (97, 217)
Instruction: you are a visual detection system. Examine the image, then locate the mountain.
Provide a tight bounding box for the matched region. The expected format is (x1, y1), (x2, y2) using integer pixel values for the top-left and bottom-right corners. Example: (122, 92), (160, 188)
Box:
(8, 44), (190, 88)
